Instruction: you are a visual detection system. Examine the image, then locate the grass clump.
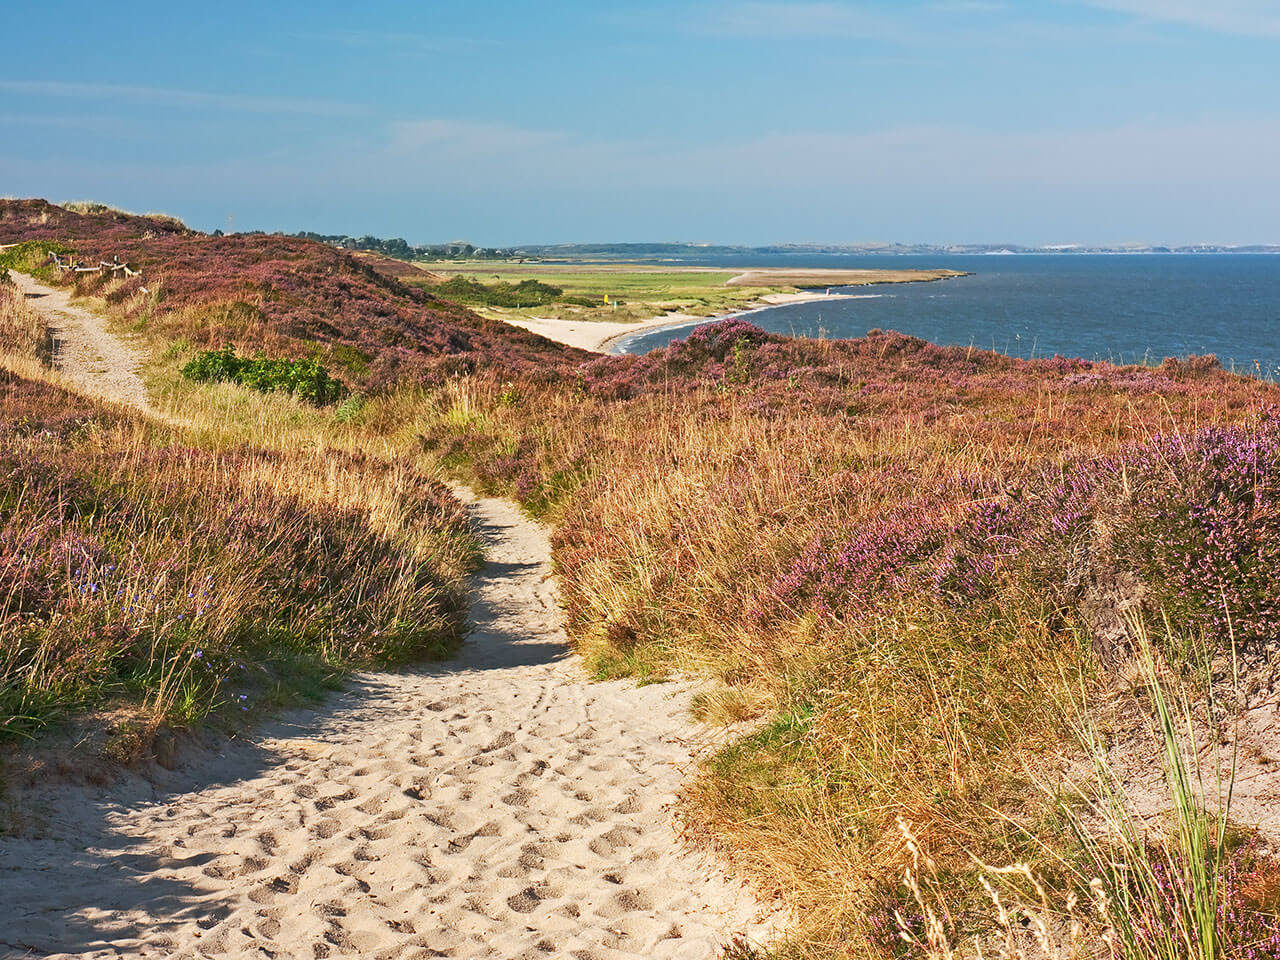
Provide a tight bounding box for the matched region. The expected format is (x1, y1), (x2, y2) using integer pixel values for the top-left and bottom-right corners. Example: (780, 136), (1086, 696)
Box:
(0, 279), (51, 364)
(0, 365), (478, 744)
(880, 622), (1280, 960)
(181, 345), (348, 405)
(0, 240), (72, 282)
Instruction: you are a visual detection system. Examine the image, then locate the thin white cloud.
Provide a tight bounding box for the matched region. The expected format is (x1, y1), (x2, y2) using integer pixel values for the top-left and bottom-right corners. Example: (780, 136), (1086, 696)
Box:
(310, 29), (492, 56)
(0, 81), (365, 117)
(388, 118), (568, 155)
(927, 1), (1008, 12)
(0, 113), (124, 131)
(1077, 0), (1280, 36)
(6, 113), (1278, 242)
(690, 1), (1130, 47)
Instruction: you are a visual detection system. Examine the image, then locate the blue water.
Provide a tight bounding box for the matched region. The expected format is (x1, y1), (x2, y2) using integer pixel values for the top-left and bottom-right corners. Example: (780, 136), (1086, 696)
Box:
(615, 255), (1280, 377)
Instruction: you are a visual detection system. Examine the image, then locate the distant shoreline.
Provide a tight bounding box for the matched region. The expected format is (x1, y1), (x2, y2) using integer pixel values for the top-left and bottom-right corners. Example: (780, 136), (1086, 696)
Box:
(501, 270), (967, 355)
(600, 271), (967, 354)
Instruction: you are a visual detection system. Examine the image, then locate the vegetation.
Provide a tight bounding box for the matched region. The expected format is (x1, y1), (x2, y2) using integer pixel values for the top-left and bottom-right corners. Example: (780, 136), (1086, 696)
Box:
(431, 275), (563, 308)
(0, 267), (477, 755)
(4, 199), (1280, 956)
(0, 269), (49, 364)
(292, 230), (518, 261)
(393, 323), (1280, 956)
(181, 345), (348, 405)
(425, 264), (772, 324)
(0, 239), (73, 282)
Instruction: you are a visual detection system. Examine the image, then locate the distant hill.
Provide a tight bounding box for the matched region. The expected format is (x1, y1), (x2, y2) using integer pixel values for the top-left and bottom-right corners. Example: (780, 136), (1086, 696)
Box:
(298, 234), (1280, 265)
(504, 240), (1280, 259)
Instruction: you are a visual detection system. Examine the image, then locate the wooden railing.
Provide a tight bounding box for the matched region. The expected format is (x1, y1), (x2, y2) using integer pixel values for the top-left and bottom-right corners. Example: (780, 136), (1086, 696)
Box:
(49, 251), (141, 278)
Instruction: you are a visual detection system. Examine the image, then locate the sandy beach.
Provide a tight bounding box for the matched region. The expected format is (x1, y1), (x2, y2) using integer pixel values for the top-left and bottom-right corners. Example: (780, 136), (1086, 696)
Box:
(503, 289), (860, 354)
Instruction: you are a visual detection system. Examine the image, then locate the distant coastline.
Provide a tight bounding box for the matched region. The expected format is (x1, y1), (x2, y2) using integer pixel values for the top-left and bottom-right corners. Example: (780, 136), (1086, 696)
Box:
(463, 241), (1280, 263)
(500, 270), (969, 354)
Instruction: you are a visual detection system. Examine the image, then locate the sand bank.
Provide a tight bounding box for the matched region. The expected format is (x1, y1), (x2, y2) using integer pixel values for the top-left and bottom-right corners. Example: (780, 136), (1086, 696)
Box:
(726, 267), (964, 287)
(504, 289), (862, 354)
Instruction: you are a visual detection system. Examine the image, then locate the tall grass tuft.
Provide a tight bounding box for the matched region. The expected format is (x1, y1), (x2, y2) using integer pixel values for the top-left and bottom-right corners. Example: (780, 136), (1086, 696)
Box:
(0, 279), (51, 364)
(885, 617), (1280, 960)
(1064, 617), (1243, 960)
(0, 363), (479, 745)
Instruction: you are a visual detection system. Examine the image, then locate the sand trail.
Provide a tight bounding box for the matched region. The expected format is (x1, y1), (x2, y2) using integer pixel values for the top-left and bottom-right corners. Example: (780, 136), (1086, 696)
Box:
(10, 272), (150, 412)
(0, 281), (769, 957)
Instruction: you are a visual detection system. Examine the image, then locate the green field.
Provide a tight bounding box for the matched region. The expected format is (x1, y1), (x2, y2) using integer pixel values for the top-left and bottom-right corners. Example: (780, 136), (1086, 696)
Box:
(415, 263), (782, 323)
(415, 262), (963, 325)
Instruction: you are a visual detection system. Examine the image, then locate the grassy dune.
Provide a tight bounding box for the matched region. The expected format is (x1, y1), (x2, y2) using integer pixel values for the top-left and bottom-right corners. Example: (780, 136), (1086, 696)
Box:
(392, 323), (1280, 955)
(5, 200), (1280, 956)
(0, 275), (478, 757)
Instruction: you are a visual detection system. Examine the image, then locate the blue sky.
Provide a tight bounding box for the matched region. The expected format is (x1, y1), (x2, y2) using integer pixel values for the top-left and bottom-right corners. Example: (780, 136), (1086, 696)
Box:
(3, 1), (1278, 244)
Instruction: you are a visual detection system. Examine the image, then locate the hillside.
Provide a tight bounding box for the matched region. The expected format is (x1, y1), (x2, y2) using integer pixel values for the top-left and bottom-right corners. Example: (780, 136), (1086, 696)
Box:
(3, 199), (1280, 958)
(0, 199), (587, 390)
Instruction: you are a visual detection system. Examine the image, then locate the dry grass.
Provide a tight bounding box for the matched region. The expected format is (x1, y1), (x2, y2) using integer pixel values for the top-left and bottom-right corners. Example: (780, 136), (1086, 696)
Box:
(0, 347), (478, 750)
(0, 278), (51, 364)
(6, 201), (1280, 954)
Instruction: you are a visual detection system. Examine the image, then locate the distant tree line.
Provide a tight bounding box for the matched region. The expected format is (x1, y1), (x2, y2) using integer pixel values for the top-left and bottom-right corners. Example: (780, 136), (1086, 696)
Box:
(291, 232), (518, 262)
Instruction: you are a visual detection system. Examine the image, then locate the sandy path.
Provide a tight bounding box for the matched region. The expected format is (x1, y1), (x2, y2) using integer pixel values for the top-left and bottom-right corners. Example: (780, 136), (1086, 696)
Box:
(10, 272), (150, 412)
(0, 289), (770, 957)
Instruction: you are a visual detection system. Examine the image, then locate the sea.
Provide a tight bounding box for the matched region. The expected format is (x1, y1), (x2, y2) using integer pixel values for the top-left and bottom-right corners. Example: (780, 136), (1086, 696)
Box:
(613, 254), (1280, 378)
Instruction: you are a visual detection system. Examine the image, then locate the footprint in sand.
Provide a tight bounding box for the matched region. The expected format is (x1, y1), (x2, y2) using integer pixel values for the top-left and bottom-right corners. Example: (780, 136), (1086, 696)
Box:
(0, 479), (774, 958)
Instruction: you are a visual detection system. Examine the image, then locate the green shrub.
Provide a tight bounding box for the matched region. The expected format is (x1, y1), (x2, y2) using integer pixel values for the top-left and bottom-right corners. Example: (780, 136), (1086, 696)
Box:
(181, 346), (348, 405)
(0, 240), (73, 280)
(334, 393), (367, 423)
(432, 276), (562, 308)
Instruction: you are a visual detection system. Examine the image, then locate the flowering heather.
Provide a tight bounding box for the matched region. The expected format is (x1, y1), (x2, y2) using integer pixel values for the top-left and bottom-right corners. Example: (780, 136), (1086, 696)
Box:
(755, 410), (1280, 663)
(386, 317), (1280, 957)
(0, 366), (477, 741)
(0, 199), (587, 389)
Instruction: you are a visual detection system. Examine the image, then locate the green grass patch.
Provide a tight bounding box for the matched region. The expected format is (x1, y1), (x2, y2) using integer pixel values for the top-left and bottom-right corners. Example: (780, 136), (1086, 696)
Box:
(427, 265), (778, 323)
(181, 345), (348, 405)
(0, 240), (73, 281)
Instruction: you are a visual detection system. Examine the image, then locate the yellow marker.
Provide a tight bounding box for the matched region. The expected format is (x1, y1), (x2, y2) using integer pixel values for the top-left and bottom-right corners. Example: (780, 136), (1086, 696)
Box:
(603, 293), (609, 304)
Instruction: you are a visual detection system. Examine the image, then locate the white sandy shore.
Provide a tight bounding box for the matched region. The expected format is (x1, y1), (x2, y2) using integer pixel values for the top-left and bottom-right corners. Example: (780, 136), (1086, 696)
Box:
(504, 289), (856, 354)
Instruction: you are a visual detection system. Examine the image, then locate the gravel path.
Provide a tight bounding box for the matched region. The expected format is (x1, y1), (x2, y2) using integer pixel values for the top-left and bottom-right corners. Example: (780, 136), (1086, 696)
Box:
(11, 271), (150, 411)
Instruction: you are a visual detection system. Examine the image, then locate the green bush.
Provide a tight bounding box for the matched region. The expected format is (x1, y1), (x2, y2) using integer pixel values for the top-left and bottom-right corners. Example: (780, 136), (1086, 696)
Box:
(433, 276), (562, 308)
(181, 346), (348, 405)
(0, 240), (74, 280)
